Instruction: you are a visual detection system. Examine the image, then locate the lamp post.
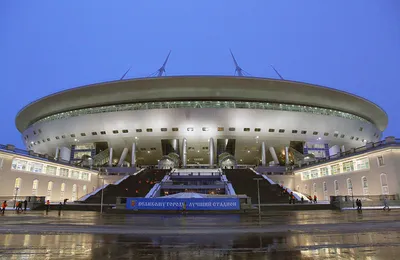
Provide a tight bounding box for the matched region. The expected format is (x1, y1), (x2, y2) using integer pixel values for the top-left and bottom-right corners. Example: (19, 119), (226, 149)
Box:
(253, 178), (263, 215)
(13, 187), (19, 208)
(351, 187), (355, 208)
(100, 177), (105, 214)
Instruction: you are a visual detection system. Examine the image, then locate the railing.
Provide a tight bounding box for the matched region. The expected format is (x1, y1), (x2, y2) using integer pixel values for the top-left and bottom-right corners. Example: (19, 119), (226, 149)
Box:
(290, 137), (400, 171)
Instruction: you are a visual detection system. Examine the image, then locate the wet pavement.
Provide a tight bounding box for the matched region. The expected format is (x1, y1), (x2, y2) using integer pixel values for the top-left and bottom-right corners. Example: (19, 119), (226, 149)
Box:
(0, 210), (399, 259)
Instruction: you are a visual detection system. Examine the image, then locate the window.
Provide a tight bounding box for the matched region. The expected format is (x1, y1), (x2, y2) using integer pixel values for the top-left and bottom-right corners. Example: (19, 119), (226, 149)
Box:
(46, 165), (57, 175)
(146, 128), (153, 132)
(33, 131), (37, 135)
(0, 157), (3, 168)
(359, 127), (363, 132)
(71, 134), (76, 138)
(343, 161), (354, 173)
(310, 169), (319, 179)
(218, 127), (224, 131)
(161, 128), (168, 132)
(334, 133), (339, 138)
(252, 128), (260, 132)
(61, 135), (66, 139)
(292, 130), (298, 134)
(59, 168), (69, 177)
(80, 133), (86, 137)
(83, 185), (87, 195)
(350, 136), (354, 140)
(323, 182), (327, 192)
(55, 136), (60, 140)
(380, 173), (389, 195)
(37, 141), (41, 144)
(28, 162), (43, 173)
(202, 127), (209, 132)
(334, 180), (339, 195)
(46, 181), (53, 201)
(331, 164), (340, 175)
(202, 147), (209, 150)
(320, 167), (329, 176)
(172, 127), (179, 132)
(72, 184), (77, 201)
(32, 179), (39, 196)
(244, 128), (250, 132)
(188, 147), (195, 151)
(60, 183), (66, 201)
(301, 130), (307, 134)
(140, 148), (147, 151)
(187, 127), (194, 132)
(228, 127), (235, 131)
(355, 137), (359, 141)
(47, 138), (51, 141)
(14, 178), (22, 196)
(313, 183), (317, 195)
(268, 129), (274, 133)
(324, 132), (329, 136)
(122, 129), (129, 133)
(38, 129), (42, 133)
(302, 171), (310, 180)
(278, 129), (285, 133)
(377, 156), (384, 166)
(71, 170), (79, 179)
(136, 129), (142, 132)
(340, 134), (345, 138)
(346, 178), (353, 195)
(91, 132), (97, 135)
(112, 130), (119, 134)
(100, 131), (106, 135)
(313, 131), (318, 135)
(362, 176), (368, 194)
(355, 158), (370, 170)
(150, 147), (156, 151)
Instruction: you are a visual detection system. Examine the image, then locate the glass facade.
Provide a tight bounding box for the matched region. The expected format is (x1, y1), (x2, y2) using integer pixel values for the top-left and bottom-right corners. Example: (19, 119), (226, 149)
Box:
(29, 100), (371, 128)
(11, 158), (93, 182)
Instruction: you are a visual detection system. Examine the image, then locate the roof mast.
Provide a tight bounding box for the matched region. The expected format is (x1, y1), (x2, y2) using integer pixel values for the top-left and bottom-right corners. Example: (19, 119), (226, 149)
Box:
(270, 64), (284, 80)
(229, 49), (251, 77)
(120, 66), (132, 80)
(148, 51), (171, 77)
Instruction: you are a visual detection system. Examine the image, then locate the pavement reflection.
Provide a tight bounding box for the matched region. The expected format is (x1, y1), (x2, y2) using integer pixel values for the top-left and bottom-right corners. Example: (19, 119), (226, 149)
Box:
(0, 210), (398, 259)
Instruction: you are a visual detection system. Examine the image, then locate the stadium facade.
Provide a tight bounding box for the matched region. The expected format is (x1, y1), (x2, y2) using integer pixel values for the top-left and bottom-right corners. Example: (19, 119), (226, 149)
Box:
(16, 76), (387, 169)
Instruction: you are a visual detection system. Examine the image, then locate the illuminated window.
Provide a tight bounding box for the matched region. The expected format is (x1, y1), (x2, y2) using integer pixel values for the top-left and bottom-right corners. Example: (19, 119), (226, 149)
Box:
(14, 177), (22, 196)
(46, 181), (53, 201)
(377, 156), (384, 166)
(324, 132), (329, 136)
(146, 128), (153, 132)
(254, 128), (261, 132)
(172, 127), (179, 132)
(72, 184), (77, 201)
(217, 127), (224, 131)
(32, 179), (39, 196)
(313, 131), (318, 135)
(60, 183), (66, 201)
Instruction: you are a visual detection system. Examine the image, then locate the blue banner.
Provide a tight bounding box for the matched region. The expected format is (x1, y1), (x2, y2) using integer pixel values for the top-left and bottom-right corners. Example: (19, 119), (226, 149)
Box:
(126, 198), (240, 211)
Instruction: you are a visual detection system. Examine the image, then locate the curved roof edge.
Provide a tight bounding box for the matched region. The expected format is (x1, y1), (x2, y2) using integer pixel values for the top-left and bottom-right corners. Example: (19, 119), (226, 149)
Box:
(15, 75), (388, 132)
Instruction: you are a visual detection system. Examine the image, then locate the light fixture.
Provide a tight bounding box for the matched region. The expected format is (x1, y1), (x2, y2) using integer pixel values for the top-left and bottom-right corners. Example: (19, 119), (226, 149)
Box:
(147, 151), (150, 153)
(247, 150), (250, 153)
(256, 136), (259, 139)
(135, 136), (138, 139)
(318, 137), (321, 140)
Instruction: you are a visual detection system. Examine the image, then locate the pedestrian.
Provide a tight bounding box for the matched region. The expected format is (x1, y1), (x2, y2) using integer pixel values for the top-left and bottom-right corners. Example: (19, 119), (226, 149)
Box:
(18, 201), (23, 212)
(383, 197), (390, 211)
(288, 195), (292, 204)
(15, 201), (20, 213)
(313, 195), (317, 204)
(1, 201), (7, 215)
(58, 202), (63, 216)
(23, 200), (28, 212)
(301, 196), (304, 204)
(292, 195), (296, 204)
(358, 199), (362, 211)
(45, 200), (50, 213)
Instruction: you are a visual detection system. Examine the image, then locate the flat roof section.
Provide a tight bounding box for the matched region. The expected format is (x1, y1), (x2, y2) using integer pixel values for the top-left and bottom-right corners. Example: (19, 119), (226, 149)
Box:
(15, 76), (388, 132)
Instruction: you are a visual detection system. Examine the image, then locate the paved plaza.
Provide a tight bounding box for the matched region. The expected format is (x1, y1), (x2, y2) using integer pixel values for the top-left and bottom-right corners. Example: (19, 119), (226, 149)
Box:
(0, 210), (399, 259)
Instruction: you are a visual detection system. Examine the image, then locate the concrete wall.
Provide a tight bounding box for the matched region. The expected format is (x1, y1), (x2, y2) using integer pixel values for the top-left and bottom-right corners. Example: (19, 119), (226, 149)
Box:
(0, 151), (99, 202)
(293, 148), (400, 201)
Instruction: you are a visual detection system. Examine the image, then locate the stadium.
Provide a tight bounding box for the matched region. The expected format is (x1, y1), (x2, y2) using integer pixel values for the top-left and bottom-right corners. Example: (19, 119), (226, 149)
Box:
(15, 75), (387, 170)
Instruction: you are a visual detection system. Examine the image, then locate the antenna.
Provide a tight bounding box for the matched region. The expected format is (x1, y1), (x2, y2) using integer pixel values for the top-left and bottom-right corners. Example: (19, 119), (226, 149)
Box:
(270, 64), (284, 80)
(229, 49), (251, 77)
(120, 66), (132, 80)
(149, 51), (171, 77)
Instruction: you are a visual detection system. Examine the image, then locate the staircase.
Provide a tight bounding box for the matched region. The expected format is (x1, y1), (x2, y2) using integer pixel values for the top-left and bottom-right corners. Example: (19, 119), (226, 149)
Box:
(224, 169), (288, 204)
(92, 148), (110, 166)
(81, 168), (170, 204)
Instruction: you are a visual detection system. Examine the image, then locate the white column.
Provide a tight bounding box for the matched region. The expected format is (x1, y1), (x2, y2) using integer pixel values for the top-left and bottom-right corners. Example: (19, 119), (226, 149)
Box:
(108, 147), (113, 167)
(182, 138), (187, 168)
(269, 147), (279, 165)
(261, 142), (266, 166)
(131, 143), (136, 167)
(55, 147), (60, 160)
(118, 148), (128, 167)
(285, 146), (290, 165)
(209, 138), (215, 168)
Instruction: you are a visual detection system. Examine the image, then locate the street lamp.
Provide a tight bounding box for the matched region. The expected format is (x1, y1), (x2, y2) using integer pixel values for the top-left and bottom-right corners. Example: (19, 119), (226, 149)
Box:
(351, 187), (355, 208)
(100, 177), (105, 214)
(253, 178), (263, 215)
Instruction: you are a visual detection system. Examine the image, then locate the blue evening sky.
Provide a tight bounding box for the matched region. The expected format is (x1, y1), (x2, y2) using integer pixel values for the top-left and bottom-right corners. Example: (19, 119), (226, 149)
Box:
(1, 1), (399, 148)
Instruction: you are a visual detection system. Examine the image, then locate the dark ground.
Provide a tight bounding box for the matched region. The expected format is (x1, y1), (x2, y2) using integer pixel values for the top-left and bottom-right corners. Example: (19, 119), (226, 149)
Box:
(0, 210), (399, 259)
